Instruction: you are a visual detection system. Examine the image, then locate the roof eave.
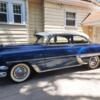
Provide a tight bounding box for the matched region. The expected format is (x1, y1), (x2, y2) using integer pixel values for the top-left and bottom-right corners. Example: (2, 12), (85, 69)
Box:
(45, 0), (94, 9)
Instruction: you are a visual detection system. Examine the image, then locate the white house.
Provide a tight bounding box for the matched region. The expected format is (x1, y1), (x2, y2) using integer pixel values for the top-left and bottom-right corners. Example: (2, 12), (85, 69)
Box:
(0, 0), (99, 45)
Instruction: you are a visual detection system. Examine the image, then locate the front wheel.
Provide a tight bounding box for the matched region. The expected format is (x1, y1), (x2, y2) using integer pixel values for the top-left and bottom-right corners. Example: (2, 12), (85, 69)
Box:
(9, 63), (31, 83)
(88, 56), (100, 69)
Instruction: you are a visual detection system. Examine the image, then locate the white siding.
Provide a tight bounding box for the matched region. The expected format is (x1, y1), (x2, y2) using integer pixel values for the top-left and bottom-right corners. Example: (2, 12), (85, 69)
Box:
(0, 0), (28, 45)
(94, 26), (100, 43)
(0, 25), (28, 45)
(28, 0), (44, 43)
(44, 1), (91, 32)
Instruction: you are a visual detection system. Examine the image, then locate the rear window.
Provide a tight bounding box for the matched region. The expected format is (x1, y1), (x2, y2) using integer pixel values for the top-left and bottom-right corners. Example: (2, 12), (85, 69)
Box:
(72, 35), (89, 44)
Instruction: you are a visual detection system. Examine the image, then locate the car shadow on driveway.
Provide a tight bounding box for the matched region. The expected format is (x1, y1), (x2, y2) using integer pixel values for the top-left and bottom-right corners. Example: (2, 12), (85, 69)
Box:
(0, 65), (93, 86)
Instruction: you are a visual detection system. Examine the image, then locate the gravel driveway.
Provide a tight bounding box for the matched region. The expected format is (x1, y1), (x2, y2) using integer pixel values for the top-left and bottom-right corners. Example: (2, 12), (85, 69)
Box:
(0, 66), (100, 100)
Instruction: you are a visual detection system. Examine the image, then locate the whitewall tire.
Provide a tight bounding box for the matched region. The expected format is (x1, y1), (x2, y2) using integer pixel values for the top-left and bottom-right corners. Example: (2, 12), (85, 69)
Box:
(88, 56), (100, 69)
(10, 63), (31, 83)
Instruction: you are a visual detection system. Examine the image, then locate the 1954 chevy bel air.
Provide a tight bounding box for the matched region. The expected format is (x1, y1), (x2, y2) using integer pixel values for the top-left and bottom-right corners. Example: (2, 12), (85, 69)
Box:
(0, 32), (100, 83)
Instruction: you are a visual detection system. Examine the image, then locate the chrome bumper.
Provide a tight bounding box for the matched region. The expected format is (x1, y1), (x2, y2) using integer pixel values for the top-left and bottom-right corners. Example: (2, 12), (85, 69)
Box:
(0, 66), (8, 77)
(0, 72), (7, 77)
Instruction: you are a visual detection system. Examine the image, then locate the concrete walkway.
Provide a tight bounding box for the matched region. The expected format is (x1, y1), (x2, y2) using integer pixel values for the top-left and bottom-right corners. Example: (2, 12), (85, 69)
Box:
(0, 66), (100, 100)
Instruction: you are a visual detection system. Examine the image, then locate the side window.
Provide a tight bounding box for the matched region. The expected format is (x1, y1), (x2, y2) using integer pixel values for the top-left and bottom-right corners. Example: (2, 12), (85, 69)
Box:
(49, 36), (68, 44)
(73, 36), (88, 44)
(56, 36), (68, 43)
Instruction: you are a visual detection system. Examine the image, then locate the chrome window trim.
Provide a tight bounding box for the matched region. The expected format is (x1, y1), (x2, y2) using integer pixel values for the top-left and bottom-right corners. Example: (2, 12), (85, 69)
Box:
(46, 34), (90, 46)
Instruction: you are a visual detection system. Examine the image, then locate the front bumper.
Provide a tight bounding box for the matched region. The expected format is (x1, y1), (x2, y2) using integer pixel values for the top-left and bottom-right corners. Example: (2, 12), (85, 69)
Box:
(0, 72), (7, 77)
(0, 66), (8, 78)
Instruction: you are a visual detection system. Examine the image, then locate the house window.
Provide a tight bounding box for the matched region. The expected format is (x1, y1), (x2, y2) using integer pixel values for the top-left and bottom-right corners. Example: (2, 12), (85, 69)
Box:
(0, 0), (26, 25)
(13, 4), (22, 23)
(66, 12), (76, 26)
(0, 2), (7, 22)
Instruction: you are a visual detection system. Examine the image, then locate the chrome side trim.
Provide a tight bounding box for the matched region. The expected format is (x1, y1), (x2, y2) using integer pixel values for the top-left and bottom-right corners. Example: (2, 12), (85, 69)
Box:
(32, 64), (82, 73)
(6, 55), (76, 63)
(6, 53), (100, 64)
(0, 72), (7, 77)
(32, 65), (41, 72)
(76, 53), (100, 65)
(80, 53), (100, 58)
(76, 56), (87, 64)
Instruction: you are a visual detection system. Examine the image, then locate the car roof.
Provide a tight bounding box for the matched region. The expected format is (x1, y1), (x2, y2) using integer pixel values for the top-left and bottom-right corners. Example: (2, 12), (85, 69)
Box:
(36, 31), (89, 39)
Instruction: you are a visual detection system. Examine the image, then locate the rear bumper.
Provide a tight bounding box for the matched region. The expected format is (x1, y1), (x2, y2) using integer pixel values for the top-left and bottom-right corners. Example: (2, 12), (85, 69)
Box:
(0, 66), (8, 78)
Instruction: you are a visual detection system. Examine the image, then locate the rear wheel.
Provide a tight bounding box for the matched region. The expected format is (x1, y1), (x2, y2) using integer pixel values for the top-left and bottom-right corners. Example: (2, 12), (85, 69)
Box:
(88, 56), (100, 69)
(9, 63), (31, 83)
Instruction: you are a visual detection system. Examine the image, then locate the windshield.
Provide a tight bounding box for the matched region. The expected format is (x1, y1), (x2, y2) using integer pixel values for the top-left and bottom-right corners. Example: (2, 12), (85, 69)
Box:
(35, 35), (45, 44)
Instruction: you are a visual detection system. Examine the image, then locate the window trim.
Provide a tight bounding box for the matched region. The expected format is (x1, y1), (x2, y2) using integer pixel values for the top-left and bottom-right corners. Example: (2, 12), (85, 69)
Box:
(0, 0), (26, 25)
(49, 35), (69, 44)
(64, 10), (77, 28)
(47, 34), (90, 46)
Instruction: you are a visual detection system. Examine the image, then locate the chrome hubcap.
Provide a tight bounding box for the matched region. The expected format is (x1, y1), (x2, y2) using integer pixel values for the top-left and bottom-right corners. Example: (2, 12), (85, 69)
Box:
(89, 56), (99, 68)
(13, 66), (28, 79)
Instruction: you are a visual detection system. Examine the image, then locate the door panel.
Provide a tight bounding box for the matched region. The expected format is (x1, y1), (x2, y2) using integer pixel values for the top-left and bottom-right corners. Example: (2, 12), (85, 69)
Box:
(43, 44), (79, 70)
(30, 46), (46, 70)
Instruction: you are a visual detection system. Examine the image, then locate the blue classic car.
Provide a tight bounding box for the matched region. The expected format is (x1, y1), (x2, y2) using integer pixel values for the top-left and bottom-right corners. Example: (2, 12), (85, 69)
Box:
(0, 31), (100, 82)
